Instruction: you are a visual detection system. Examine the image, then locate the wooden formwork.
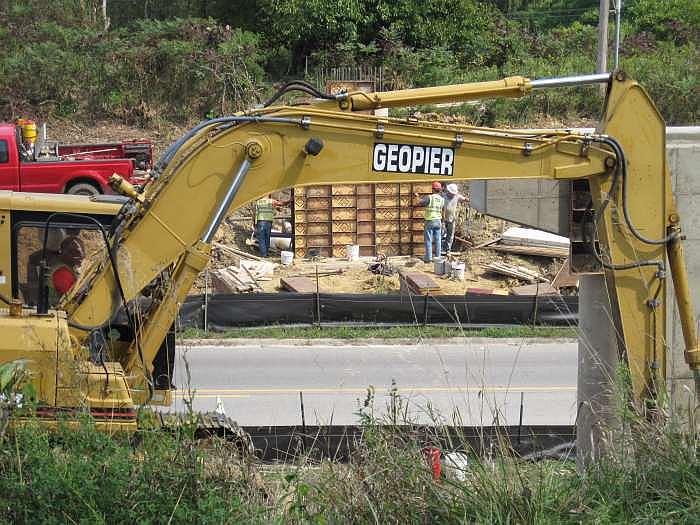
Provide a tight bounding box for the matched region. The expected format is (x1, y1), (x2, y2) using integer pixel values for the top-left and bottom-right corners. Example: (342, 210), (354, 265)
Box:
(292, 183), (432, 257)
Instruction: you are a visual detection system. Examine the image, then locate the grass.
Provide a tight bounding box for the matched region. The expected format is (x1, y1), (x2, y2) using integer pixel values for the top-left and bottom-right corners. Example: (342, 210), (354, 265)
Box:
(181, 325), (577, 340)
(0, 401), (697, 524)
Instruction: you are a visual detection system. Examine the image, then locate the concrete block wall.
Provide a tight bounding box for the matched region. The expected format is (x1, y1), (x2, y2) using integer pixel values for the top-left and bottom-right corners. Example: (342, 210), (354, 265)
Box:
(665, 127), (700, 413)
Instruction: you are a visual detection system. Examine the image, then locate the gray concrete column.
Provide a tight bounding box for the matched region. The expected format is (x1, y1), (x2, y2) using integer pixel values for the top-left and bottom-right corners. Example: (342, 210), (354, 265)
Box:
(577, 274), (619, 468)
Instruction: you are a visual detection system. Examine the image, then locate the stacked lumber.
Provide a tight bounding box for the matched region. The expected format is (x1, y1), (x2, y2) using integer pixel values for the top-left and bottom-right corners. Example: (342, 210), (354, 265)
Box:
(399, 270), (442, 296)
(490, 244), (568, 258)
(475, 228), (570, 258)
(210, 242), (280, 294)
(240, 259), (276, 277)
(485, 262), (547, 284)
(501, 227), (570, 250)
(211, 265), (269, 293)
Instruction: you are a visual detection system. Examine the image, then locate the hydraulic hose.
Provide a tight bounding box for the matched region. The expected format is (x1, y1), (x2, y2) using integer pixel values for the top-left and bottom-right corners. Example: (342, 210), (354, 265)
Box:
(262, 80), (336, 107)
(602, 135), (677, 245)
(585, 136), (665, 271)
(153, 115), (303, 176)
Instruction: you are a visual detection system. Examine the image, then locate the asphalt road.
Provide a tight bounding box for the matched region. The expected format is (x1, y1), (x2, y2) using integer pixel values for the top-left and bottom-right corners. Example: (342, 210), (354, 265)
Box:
(169, 338), (577, 426)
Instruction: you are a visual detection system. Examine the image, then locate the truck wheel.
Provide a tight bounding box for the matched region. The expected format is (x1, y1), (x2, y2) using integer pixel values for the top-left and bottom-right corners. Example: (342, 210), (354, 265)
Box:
(67, 182), (101, 196)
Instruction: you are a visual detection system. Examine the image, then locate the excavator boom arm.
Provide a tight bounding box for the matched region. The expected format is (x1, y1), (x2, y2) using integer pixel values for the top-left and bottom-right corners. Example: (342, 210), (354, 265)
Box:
(59, 72), (698, 406)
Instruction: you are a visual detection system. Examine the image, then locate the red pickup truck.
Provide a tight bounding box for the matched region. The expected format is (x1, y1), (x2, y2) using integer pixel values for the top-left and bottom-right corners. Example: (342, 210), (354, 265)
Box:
(0, 123), (145, 196)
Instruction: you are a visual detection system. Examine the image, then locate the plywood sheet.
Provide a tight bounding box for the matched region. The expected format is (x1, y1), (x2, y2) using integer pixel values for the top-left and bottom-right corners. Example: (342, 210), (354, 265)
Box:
(281, 276), (321, 293)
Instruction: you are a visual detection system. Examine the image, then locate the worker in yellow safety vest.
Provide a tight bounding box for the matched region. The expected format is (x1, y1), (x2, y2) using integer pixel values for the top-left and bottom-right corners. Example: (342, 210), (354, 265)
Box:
(413, 181), (445, 263)
(255, 194), (291, 257)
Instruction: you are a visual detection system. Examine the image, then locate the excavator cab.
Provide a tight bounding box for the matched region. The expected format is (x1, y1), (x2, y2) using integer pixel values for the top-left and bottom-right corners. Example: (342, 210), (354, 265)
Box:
(0, 192), (177, 428)
(17, 222), (101, 307)
(0, 192), (120, 303)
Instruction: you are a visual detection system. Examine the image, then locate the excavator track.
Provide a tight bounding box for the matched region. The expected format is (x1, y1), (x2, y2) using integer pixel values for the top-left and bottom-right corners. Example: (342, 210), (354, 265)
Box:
(149, 411), (254, 454)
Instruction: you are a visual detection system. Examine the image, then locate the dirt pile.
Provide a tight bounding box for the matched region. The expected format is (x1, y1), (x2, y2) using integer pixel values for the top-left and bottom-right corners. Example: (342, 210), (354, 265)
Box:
(197, 212), (565, 296)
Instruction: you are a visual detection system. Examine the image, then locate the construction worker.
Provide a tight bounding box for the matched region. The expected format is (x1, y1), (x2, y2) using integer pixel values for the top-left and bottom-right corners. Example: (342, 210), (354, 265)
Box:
(255, 194), (291, 257)
(443, 183), (469, 253)
(414, 181), (445, 263)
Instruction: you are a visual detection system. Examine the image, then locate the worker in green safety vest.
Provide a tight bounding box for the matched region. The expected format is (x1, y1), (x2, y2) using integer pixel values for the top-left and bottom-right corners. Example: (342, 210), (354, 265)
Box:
(413, 181), (445, 263)
(255, 194), (291, 257)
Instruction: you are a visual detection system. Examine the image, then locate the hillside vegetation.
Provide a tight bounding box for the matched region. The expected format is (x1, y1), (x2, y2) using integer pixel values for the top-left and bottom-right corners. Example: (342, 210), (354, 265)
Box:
(0, 0), (697, 126)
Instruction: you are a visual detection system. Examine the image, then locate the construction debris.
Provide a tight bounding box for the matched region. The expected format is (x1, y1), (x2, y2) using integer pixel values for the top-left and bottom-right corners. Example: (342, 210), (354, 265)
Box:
(551, 258), (579, 289)
(399, 270), (442, 296)
(501, 227), (570, 250)
(214, 242), (265, 262)
(476, 227), (570, 258)
(510, 283), (560, 296)
(368, 254), (396, 276)
(240, 259), (276, 277)
(485, 262), (548, 283)
(281, 276), (323, 293)
(490, 243), (569, 258)
(195, 212), (574, 297)
(209, 254), (277, 293)
(211, 266), (263, 293)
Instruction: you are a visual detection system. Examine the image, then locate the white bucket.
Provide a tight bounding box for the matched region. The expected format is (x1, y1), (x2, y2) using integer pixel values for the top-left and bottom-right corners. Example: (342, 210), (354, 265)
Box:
(346, 244), (360, 261)
(270, 236), (292, 250)
(433, 257), (446, 275)
(280, 250), (294, 266)
(451, 262), (465, 281)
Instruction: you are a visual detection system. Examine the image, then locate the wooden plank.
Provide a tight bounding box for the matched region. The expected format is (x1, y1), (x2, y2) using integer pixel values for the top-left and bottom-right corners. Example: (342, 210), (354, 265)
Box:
(213, 242), (265, 262)
(398, 271), (441, 296)
(400, 271), (440, 290)
(466, 287), (495, 295)
(241, 263), (264, 292)
(552, 258), (580, 288)
(510, 283), (560, 296)
(485, 262), (548, 283)
(472, 237), (500, 250)
(489, 243), (568, 258)
(211, 268), (255, 293)
(288, 269), (344, 278)
(281, 276), (321, 294)
(400, 280), (443, 296)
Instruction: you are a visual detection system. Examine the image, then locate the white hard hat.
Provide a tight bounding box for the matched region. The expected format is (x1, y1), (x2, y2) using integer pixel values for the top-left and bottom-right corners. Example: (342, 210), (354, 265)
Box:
(446, 183), (460, 195)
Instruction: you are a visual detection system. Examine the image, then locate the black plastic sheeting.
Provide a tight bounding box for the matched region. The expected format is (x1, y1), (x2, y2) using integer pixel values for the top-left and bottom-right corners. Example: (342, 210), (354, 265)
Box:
(180, 292), (578, 329)
(243, 424), (576, 463)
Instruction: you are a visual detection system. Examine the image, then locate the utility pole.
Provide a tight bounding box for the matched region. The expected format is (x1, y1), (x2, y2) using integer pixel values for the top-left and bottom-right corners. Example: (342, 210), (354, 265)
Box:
(613, 0), (623, 70)
(101, 0), (110, 32)
(597, 0), (610, 75)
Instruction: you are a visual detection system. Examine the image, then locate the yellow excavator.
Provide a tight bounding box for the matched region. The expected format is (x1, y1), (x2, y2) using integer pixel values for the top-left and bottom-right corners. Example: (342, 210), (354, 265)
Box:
(0, 70), (697, 431)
